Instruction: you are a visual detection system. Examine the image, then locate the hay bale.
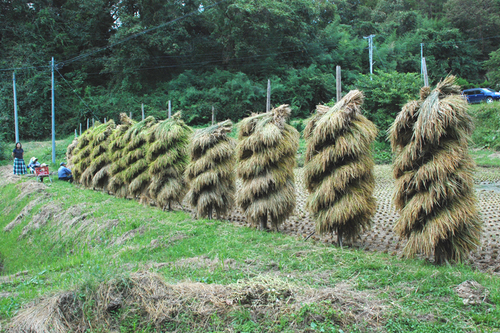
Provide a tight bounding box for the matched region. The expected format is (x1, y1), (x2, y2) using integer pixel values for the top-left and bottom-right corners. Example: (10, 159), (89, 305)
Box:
(389, 76), (482, 263)
(147, 113), (192, 210)
(304, 90), (377, 246)
(236, 105), (299, 230)
(185, 120), (236, 219)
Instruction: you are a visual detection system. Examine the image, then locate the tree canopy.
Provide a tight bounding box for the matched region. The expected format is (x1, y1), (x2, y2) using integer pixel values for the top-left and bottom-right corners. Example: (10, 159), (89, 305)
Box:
(1, 0), (499, 141)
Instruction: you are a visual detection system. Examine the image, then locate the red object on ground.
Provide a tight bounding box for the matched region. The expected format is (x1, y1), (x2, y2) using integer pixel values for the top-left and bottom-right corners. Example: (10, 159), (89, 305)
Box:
(34, 166), (49, 177)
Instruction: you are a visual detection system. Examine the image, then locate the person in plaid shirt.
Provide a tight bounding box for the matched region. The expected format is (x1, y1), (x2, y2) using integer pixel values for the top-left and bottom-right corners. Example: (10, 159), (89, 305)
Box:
(12, 142), (27, 175)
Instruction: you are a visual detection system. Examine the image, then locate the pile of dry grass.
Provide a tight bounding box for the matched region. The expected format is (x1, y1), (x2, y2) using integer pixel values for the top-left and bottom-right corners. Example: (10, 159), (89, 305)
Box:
(185, 120), (236, 219)
(236, 105), (299, 230)
(8, 272), (385, 332)
(147, 113), (193, 210)
(304, 90), (378, 246)
(389, 76), (482, 263)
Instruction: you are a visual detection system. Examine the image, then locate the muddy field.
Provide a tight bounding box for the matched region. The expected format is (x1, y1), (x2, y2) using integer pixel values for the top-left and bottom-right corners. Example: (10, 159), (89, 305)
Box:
(219, 165), (500, 273)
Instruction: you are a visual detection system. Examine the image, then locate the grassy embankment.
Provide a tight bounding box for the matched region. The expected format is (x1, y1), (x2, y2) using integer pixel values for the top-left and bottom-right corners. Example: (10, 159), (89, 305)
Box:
(0, 138), (499, 332)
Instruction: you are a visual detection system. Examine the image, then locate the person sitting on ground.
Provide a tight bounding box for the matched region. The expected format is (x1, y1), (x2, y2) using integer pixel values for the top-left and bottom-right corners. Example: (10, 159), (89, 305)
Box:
(27, 157), (41, 173)
(58, 162), (73, 183)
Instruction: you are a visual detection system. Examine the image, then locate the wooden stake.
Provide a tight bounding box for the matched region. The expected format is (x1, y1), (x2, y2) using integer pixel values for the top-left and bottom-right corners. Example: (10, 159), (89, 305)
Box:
(168, 100), (172, 119)
(212, 106), (215, 125)
(141, 103), (144, 120)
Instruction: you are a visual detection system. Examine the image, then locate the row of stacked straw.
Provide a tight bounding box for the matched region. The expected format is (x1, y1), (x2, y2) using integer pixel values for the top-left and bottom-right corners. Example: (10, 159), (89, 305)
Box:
(68, 76), (481, 264)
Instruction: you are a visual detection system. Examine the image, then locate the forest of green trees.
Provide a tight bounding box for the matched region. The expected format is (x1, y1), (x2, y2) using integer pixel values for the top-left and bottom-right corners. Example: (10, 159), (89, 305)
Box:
(1, 0), (500, 142)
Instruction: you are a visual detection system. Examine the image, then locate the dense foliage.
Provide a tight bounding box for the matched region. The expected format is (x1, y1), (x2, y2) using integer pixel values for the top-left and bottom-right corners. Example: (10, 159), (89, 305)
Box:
(1, 0), (500, 141)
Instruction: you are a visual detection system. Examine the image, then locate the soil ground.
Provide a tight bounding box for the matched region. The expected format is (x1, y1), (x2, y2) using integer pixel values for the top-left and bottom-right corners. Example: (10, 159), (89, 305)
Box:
(216, 165), (500, 274)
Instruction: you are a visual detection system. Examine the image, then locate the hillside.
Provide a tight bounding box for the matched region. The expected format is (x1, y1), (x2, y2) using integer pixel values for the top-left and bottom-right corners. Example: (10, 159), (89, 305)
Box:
(0, 142), (499, 332)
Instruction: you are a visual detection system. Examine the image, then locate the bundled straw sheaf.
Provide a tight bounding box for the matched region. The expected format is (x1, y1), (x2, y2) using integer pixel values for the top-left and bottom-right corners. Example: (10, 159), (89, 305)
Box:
(236, 105), (299, 230)
(120, 116), (157, 201)
(79, 120), (116, 188)
(107, 114), (137, 197)
(389, 76), (481, 263)
(70, 122), (107, 183)
(91, 114), (134, 191)
(185, 120), (236, 219)
(147, 113), (192, 210)
(108, 116), (156, 198)
(66, 138), (78, 169)
(304, 90), (377, 245)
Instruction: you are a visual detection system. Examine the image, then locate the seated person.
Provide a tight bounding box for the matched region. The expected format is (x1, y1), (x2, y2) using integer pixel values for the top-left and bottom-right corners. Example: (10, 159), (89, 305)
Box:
(27, 157), (41, 173)
(58, 162), (73, 183)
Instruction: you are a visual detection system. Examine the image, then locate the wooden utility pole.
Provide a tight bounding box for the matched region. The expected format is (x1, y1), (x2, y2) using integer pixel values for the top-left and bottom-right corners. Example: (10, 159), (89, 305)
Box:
(336, 66), (342, 102)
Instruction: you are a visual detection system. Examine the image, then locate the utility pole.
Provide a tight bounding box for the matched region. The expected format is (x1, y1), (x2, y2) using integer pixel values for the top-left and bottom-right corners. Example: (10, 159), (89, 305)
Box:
(336, 66), (342, 102)
(422, 57), (429, 87)
(363, 34), (375, 79)
(168, 100), (171, 119)
(420, 43), (424, 76)
(13, 72), (19, 143)
(266, 79), (271, 112)
(141, 103), (144, 120)
(51, 57), (56, 164)
(212, 106), (215, 125)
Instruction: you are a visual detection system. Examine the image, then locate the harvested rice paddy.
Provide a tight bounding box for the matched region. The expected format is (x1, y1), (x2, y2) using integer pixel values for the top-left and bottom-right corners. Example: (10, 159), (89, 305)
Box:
(187, 165), (500, 273)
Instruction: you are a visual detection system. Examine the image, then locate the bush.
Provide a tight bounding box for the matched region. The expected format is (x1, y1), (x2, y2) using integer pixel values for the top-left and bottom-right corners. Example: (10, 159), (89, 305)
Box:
(469, 103), (500, 150)
(0, 133), (8, 162)
(350, 70), (421, 140)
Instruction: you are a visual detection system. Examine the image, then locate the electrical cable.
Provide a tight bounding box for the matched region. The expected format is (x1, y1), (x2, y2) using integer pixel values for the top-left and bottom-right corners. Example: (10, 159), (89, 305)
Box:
(55, 68), (95, 117)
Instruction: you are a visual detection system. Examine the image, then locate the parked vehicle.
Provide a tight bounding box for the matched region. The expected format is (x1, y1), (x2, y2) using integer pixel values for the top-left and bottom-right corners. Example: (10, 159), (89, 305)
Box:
(462, 88), (500, 104)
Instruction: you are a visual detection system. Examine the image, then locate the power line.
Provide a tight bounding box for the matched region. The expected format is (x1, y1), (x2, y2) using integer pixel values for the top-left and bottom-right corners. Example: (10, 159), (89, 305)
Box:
(55, 68), (95, 116)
